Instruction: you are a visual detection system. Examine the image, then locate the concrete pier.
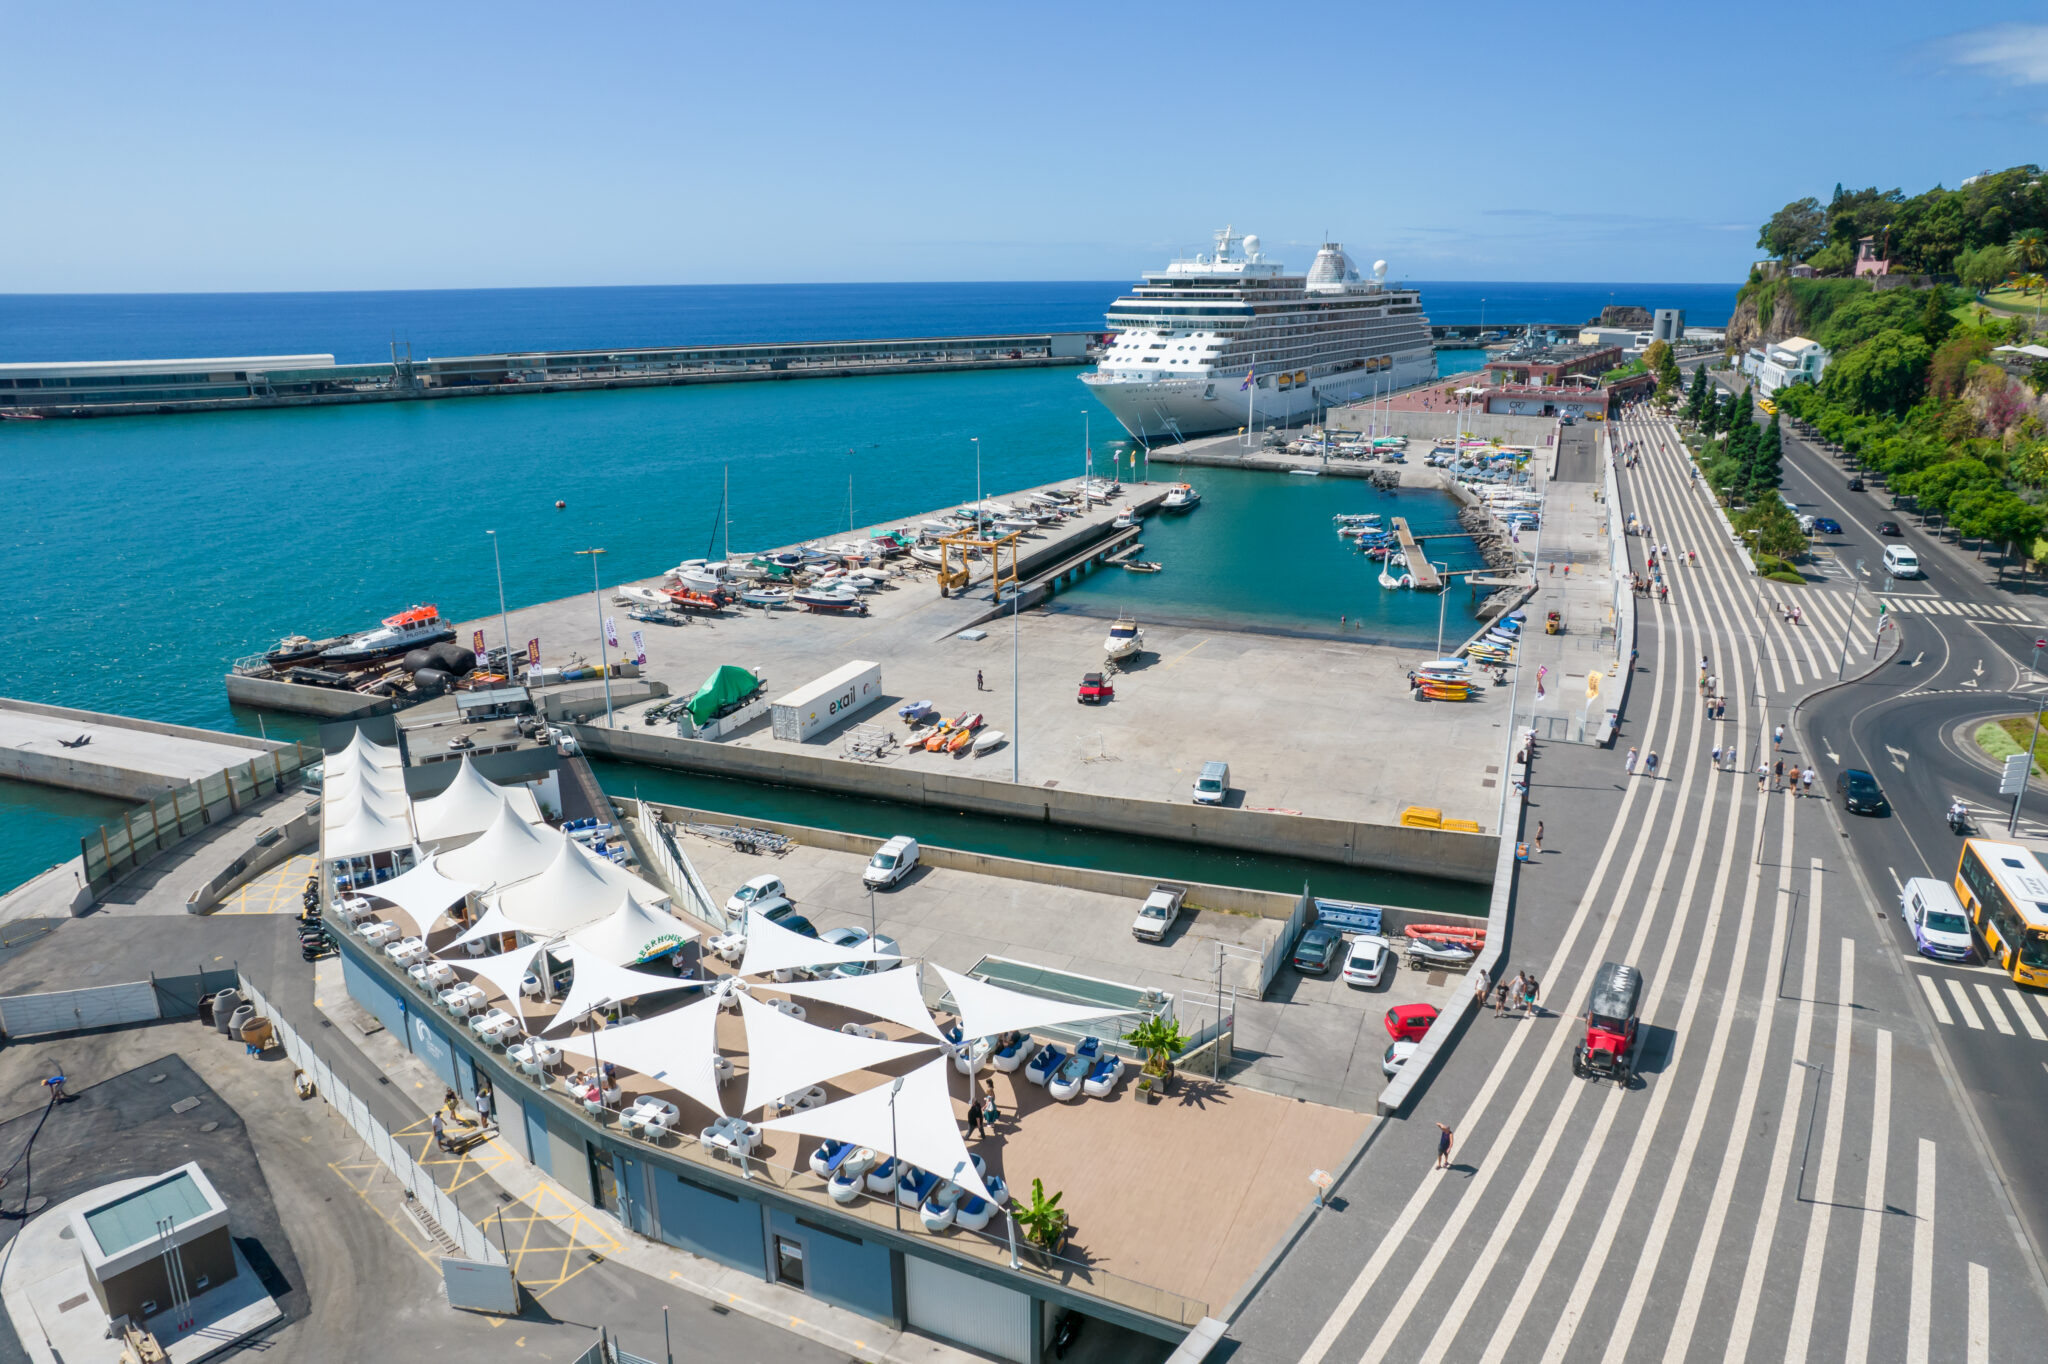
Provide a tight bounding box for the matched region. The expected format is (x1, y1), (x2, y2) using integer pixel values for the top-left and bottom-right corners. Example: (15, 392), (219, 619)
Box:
(0, 698), (282, 800)
(1390, 517), (1443, 590)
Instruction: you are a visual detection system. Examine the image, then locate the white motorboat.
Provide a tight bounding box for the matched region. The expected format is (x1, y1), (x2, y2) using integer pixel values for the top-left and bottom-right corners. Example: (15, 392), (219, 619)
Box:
(740, 588), (793, 609)
(993, 518), (1039, 535)
(1111, 509), (1139, 529)
(321, 605), (455, 663)
(1160, 483), (1200, 511)
(619, 585), (671, 607)
(909, 544), (944, 567)
(971, 729), (1006, 756)
(1104, 615), (1144, 661)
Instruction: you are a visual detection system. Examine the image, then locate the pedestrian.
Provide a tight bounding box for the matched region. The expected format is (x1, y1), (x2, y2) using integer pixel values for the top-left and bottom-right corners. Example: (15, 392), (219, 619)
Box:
(1699, 655), (1709, 675)
(1758, 761), (1769, 791)
(1801, 768), (1815, 797)
(981, 1078), (1001, 1132)
(1787, 764), (1801, 794)
(1523, 976), (1541, 1017)
(441, 1087), (460, 1119)
(475, 1082), (494, 1128)
(1436, 1122), (1454, 1171)
(1774, 759), (1785, 791)
(1773, 723), (1784, 750)
(1624, 746), (1638, 776)
(1645, 750), (1659, 778)
(965, 1091), (986, 1139)
(1711, 744), (1722, 768)
(1659, 583), (1669, 602)
(976, 669), (985, 691)
(42, 1073), (66, 1103)
(433, 1109), (452, 1153)
(1534, 820), (1544, 853)
(1494, 981), (1511, 1015)
(1475, 975), (1493, 1011)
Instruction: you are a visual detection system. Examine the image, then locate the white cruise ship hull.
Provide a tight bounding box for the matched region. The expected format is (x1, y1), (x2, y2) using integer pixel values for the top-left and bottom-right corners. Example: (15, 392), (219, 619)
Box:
(1082, 351), (1437, 442)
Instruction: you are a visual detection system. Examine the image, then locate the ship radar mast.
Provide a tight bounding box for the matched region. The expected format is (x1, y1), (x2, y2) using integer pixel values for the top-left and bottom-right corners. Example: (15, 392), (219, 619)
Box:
(1213, 224), (1239, 260)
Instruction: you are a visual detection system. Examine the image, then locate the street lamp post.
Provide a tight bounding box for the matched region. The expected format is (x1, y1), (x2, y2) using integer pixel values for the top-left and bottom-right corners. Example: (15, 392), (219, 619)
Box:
(971, 438), (982, 519)
(1012, 593), (1021, 784)
(1082, 411), (1092, 507)
(1434, 563), (1450, 657)
(888, 1077), (905, 1231)
(486, 530), (514, 680)
(574, 548), (615, 727)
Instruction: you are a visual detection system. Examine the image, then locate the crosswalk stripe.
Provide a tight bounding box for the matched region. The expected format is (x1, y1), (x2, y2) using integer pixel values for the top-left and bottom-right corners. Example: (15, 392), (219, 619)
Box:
(1843, 1029), (1892, 1363)
(1937, 601), (1963, 616)
(1973, 982), (2016, 1035)
(1919, 974), (1955, 1024)
(1909, 1141), (1936, 1364)
(1946, 977), (1985, 1028)
(2007, 990), (2047, 1041)
(1969, 1262), (1991, 1364)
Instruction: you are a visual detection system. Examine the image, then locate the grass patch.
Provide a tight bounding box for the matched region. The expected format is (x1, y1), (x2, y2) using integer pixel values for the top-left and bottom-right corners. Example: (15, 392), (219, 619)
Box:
(1976, 716), (2048, 777)
(1754, 554), (1806, 583)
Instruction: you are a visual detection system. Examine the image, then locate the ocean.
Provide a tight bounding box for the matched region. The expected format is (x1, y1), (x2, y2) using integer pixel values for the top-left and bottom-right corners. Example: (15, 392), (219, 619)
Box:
(0, 279), (1728, 893)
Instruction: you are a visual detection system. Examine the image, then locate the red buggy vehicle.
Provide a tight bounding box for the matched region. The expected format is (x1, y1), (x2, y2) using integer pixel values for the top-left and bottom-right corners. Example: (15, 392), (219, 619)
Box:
(1571, 961), (1642, 1086)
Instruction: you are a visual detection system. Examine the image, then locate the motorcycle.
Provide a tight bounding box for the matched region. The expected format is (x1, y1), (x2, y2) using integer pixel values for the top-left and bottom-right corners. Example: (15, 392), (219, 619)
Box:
(1051, 1311), (1083, 1360)
(1948, 798), (1972, 836)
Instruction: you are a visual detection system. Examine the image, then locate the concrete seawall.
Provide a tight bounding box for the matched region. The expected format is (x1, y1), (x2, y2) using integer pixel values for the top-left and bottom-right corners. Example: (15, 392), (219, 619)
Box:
(0, 697), (281, 800)
(571, 722), (1498, 884)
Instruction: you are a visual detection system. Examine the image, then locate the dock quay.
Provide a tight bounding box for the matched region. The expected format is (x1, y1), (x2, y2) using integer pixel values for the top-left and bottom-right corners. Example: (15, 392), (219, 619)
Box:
(0, 696), (287, 800)
(0, 332), (1094, 420)
(1389, 516), (1442, 589)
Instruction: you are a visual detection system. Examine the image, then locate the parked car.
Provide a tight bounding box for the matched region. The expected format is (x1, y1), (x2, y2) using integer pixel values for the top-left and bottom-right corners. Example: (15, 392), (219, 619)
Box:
(1191, 760), (1230, 805)
(726, 873), (788, 918)
(1900, 877), (1975, 963)
(1131, 884), (1188, 942)
(1291, 925), (1345, 975)
(1342, 936), (1394, 989)
(1812, 517), (1841, 534)
(766, 907), (817, 939)
(1876, 520), (1902, 537)
(1848, 476), (1865, 491)
(835, 932), (902, 976)
(1384, 1002), (1439, 1042)
(1882, 544), (1920, 578)
(1077, 672), (1115, 704)
(1837, 768), (1888, 815)
(863, 835), (919, 889)
(1382, 1040), (1419, 1078)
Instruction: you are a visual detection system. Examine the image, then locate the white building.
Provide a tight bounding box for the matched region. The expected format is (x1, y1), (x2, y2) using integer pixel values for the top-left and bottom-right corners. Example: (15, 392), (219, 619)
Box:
(1577, 327), (1654, 353)
(1740, 336), (1829, 396)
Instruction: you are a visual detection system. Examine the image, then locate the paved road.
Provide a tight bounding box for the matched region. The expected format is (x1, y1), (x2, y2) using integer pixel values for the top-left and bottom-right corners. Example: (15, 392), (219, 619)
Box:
(1225, 405), (2048, 1362)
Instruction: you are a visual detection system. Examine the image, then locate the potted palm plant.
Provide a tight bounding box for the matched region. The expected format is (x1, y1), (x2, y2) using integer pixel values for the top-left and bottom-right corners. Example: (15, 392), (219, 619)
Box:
(1123, 1015), (1188, 1103)
(1010, 1178), (1069, 1265)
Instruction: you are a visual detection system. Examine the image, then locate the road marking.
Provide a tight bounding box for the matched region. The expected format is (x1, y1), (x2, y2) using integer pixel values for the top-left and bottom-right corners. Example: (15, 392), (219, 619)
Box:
(1918, 975), (1954, 1024)
(1843, 1029), (1892, 1363)
(1888, 866), (1904, 894)
(1972, 982), (2016, 1035)
(2009, 991), (2048, 1041)
(1969, 1261), (1990, 1364)
(1909, 1140), (1936, 1364)
(1719, 855), (1825, 1364)
(1885, 744), (1910, 772)
(1822, 736), (1840, 763)
(1945, 977), (1985, 1029)
(1910, 650), (1925, 667)
(1784, 935), (1854, 1364)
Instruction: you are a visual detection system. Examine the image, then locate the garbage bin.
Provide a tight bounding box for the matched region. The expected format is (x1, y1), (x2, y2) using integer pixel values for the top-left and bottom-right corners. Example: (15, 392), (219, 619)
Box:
(212, 989), (241, 1035)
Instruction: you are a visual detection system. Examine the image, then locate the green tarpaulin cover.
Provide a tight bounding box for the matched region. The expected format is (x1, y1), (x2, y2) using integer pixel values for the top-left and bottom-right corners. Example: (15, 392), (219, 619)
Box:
(688, 665), (761, 726)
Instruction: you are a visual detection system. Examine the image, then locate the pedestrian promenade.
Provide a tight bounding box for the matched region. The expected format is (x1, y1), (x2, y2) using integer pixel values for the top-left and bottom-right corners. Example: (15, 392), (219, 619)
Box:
(1512, 422), (1628, 745)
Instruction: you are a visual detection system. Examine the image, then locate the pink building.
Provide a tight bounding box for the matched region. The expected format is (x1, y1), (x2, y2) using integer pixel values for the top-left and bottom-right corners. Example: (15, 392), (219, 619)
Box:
(1854, 236), (1890, 278)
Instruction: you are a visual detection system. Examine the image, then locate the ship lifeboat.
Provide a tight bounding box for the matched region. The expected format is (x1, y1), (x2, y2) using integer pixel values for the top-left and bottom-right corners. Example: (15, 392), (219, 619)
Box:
(1402, 924), (1488, 945)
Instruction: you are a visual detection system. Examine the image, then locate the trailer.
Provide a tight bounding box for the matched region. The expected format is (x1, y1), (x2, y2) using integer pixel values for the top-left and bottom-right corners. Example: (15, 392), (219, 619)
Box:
(769, 660), (883, 743)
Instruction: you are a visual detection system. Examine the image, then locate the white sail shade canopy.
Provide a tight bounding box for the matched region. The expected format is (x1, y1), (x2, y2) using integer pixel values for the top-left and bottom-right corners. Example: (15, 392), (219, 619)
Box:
(760, 1056), (990, 1204)
(546, 947), (702, 1030)
(410, 755), (544, 848)
(324, 796), (415, 860)
(363, 854), (476, 939)
(736, 992), (936, 1117)
(322, 762), (405, 802)
(452, 903), (529, 948)
(566, 889), (696, 966)
(932, 964), (1136, 1040)
(432, 800), (554, 889)
(496, 834), (621, 938)
(738, 909), (901, 978)
(767, 966), (942, 1039)
(331, 729), (402, 775)
(552, 996), (727, 1119)
(454, 942), (546, 1020)
(323, 779), (410, 830)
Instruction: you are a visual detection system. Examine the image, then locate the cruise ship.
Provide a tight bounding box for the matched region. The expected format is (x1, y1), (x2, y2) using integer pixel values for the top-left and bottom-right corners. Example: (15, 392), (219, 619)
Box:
(1080, 226), (1436, 441)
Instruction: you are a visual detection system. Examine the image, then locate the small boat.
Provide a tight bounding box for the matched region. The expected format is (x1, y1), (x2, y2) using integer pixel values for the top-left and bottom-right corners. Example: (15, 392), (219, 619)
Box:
(794, 591), (868, 614)
(619, 585), (671, 607)
(1123, 560), (1162, 573)
(1402, 923), (1488, 944)
(993, 518), (1039, 535)
(1379, 570), (1411, 590)
(1160, 483), (1200, 511)
(321, 605), (455, 663)
(909, 545), (944, 567)
(946, 713), (984, 752)
(1111, 509), (1138, 529)
(1333, 513), (1383, 528)
(1289, 469), (1322, 477)
(1104, 615), (1143, 661)
(897, 699), (936, 724)
(265, 632), (353, 666)
(666, 588), (727, 613)
(971, 729), (1006, 756)
(628, 607), (678, 625)
(740, 588), (793, 609)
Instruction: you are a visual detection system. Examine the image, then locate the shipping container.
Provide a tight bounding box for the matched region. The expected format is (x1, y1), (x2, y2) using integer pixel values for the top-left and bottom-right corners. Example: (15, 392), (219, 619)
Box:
(769, 660), (883, 743)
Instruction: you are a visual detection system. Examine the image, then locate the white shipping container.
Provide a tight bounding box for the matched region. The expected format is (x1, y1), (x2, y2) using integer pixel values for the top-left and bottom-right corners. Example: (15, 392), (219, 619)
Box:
(769, 660), (882, 743)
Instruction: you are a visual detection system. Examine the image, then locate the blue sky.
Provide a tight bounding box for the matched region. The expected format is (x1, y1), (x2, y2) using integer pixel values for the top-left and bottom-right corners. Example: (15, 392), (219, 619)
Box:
(6, 3), (2048, 291)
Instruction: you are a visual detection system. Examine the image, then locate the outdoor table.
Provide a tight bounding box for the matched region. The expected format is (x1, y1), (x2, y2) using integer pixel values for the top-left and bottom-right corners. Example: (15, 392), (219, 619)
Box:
(779, 1086), (826, 1115)
(387, 938), (427, 966)
(361, 922), (399, 945)
(627, 1098), (679, 1137)
(442, 984), (485, 1015)
(414, 961), (455, 988)
(469, 1008), (515, 1040)
(336, 896), (374, 921)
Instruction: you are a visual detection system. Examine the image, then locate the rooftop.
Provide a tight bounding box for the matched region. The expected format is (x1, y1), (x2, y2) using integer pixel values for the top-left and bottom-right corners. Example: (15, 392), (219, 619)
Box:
(81, 1165), (220, 1257)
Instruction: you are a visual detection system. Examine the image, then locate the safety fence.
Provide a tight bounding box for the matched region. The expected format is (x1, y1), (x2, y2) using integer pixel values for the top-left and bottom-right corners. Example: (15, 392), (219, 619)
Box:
(634, 799), (723, 932)
(566, 1332), (662, 1364)
(0, 969), (241, 1039)
(1254, 890), (1311, 996)
(80, 741), (320, 894)
(236, 973), (505, 1267)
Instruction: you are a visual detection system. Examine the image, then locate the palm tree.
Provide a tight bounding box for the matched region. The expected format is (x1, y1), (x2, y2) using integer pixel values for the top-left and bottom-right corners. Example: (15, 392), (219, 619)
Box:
(1010, 1178), (1069, 1257)
(1123, 1015), (1189, 1082)
(2013, 229), (2048, 275)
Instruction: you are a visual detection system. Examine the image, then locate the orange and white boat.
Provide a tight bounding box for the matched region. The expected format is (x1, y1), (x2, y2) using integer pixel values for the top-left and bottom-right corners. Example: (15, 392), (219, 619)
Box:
(1402, 923), (1488, 945)
(320, 604), (456, 663)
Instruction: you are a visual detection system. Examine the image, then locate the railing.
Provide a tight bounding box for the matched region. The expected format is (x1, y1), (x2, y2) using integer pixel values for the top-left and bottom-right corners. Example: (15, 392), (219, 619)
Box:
(79, 741), (318, 893)
(345, 930), (1208, 1327)
(237, 972), (505, 1267)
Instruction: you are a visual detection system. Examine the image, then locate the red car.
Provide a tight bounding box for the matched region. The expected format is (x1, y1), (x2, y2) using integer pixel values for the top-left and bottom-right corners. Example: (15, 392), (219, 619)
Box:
(1384, 1003), (1438, 1042)
(1077, 671), (1115, 704)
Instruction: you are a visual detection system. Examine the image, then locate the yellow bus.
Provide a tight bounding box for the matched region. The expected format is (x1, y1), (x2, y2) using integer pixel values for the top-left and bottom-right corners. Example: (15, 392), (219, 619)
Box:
(1953, 839), (2048, 987)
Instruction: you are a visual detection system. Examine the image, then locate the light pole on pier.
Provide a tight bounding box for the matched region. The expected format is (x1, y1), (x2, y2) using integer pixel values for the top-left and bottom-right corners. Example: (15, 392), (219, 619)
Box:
(574, 547), (614, 727)
(971, 437), (982, 521)
(486, 530), (513, 682)
(1434, 562), (1451, 657)
(1082, 412), (1093, 508)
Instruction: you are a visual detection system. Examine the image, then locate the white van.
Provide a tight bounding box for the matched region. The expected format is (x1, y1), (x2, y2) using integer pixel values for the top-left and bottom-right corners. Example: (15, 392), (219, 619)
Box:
(862, 835), (919, 889)
(1192, 761), (1230, 805)
(1900, 877), (1974, 962)
(1883, 544), (1920, 579)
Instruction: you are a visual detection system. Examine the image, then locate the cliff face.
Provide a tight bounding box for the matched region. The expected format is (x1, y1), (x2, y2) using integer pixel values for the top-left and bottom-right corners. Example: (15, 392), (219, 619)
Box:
(1725, 289), (1804, 353)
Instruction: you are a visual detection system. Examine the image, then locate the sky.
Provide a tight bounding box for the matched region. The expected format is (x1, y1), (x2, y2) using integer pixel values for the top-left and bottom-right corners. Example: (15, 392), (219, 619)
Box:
(6, 3), (2048, 292)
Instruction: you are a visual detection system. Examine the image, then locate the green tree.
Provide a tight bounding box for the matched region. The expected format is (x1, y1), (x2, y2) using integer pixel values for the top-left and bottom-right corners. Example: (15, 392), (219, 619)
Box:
(1736, 499), (1809, 560)
(1957, 243), (2014, 293)
(1759, 197), (1827, 261)
(1686, 365), (1710, 422)
(1122, 1015), (1189, 1080)
(1807, 240), (1855, 275)
(2013, 228), (2048, 273)
(1824, 328), (1931, 415)
(1010, 1178), (1069, 1253)
(1750, 411), (1785, 495)
(1920, 286), (1956, 349)
(1928, 334), (1992, 400)
(1645, 340), (1682, 404)
(2030, 360), (2048, 395)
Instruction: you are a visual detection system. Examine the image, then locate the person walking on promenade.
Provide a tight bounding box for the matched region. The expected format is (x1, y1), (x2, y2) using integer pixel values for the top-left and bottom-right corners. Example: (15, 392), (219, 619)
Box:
(965, 1090), (986, 1139)
(1475, 975), (1492, 1011)
(1711, 744), (1722, 769)
(1644, 750), (1659, 779)
(976, 669), (985, 691)
(1801, 768), (1815, 797)
(1758, 761), (1769, 792)
(1436, 1123), (1454, 1171)
(1787, 764), (1801, 795)
(1773, 759), (1785, 791)
(433, 1109), (452, 1153)
(1624, 747), (1639, 776)
(1533, 821), (1544, 853)
(1773, 723), (1785, 750)
(1494, 980), (1511, 1016)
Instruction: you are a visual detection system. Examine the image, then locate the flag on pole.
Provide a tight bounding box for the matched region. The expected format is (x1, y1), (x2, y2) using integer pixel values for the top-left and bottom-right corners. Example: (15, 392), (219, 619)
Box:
(472, 629), (486, 657)
(1241, 366), (1256, 391)
(630, 629), (647, 666)
(604, 616), (619, 649)
(527, 637), (540, 667)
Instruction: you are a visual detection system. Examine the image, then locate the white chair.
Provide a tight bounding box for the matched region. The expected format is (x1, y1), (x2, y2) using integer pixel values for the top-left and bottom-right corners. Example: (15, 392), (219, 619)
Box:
(711, 1054), (735, 1084)
(1082, 1055), (1126, 1099)
(954, 1039), (990, 1075)
(773, 999), (806, 1022)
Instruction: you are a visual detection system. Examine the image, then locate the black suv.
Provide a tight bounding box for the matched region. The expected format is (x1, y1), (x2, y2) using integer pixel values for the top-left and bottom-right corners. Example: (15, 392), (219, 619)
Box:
(1837, 769), (1888, 816)
(1848, 476), (1865, 491)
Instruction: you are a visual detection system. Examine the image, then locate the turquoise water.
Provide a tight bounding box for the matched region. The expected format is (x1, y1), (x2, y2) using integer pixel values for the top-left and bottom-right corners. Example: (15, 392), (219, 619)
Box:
(589, 760), (1485, 913)
(1054, 466), (1483, 643)
(0, 350), (1493, 892)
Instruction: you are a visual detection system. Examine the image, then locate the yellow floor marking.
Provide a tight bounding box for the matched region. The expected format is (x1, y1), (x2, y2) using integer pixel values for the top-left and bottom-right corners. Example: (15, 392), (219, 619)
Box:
(1159, 639), (1207, 670)
(220, 853), (317, 914)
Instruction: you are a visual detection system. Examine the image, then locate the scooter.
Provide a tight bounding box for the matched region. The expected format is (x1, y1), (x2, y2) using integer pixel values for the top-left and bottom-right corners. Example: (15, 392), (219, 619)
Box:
(1948, 797), (1973, 836)
(1051, 1311), (1083, 1360)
